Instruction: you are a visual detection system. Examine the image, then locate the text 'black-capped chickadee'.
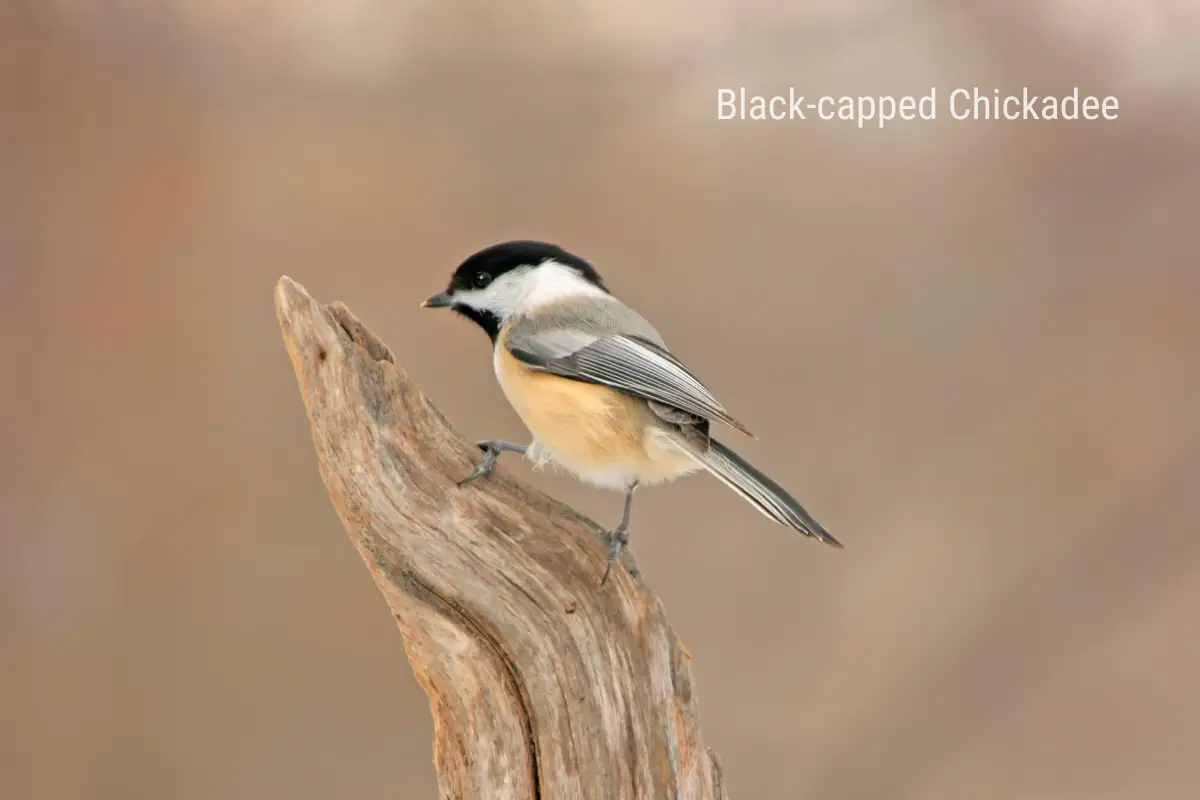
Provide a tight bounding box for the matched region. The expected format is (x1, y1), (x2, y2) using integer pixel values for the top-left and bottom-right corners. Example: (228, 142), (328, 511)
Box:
(423, 241), (841, 585)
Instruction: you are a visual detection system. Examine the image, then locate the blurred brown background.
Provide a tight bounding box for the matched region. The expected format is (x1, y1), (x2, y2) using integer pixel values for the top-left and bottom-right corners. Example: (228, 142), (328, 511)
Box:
(3, 1), (1199, 798)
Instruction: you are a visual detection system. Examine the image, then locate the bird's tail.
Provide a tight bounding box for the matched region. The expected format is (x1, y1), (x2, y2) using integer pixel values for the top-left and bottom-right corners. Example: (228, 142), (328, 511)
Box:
(688, 438), (842, 547)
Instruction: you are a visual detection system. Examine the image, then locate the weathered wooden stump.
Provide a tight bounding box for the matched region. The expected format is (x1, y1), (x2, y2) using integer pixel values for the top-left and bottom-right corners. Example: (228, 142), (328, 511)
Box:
(275, 276), (727, 800)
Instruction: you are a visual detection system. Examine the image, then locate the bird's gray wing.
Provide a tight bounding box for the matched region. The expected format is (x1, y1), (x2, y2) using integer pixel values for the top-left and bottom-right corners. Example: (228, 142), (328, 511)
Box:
(506, 327), (754, 437)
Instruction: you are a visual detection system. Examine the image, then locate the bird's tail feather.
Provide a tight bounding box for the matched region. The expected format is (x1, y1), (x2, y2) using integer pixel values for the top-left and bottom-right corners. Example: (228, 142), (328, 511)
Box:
(688, 438), (842, 547)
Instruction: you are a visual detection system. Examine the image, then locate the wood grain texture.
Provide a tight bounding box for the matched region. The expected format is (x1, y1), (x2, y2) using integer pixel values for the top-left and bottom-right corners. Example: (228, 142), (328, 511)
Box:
(274, 276), (727, 800)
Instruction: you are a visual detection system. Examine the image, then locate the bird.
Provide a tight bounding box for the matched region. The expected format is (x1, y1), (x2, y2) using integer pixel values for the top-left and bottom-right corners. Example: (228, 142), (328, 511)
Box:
(422, 240), (841, 584)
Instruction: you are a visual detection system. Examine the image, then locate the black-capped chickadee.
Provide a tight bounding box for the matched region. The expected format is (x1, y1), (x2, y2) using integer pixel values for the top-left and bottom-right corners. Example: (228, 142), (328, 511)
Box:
(423, 241), (841, 584)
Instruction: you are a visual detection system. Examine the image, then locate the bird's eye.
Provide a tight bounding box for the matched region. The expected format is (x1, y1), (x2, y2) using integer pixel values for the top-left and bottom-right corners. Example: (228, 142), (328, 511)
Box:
(472, 271), (492, 289)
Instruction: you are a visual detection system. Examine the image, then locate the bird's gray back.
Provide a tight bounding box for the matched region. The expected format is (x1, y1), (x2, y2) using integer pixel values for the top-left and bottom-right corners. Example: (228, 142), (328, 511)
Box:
(511, 295), (667, 347)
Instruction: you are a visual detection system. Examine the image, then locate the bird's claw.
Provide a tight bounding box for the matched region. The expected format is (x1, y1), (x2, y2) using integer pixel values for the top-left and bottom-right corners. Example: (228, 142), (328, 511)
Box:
(458, 440), (526, 486)
(458, 443), (500, 486)
(598, 524), (630, 586)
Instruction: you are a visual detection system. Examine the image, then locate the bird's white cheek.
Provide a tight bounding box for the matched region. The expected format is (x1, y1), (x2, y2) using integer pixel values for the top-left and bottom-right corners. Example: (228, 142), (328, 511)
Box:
(520, 263), (609, 310)
(457, 272), (529, 318)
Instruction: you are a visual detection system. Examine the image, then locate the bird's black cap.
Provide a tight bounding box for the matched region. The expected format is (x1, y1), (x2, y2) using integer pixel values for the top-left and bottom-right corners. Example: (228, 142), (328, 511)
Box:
(447, 240), (608, 294)
(423, 241), (609, 341)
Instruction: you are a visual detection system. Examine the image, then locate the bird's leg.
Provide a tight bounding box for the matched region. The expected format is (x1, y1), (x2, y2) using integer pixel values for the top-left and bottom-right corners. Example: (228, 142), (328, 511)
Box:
(458, 440), (528, 486)
(600, 482), (638, 586)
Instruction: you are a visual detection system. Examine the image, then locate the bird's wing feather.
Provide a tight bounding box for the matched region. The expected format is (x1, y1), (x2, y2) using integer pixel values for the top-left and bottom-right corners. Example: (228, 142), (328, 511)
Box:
(506, 328), (754, 436)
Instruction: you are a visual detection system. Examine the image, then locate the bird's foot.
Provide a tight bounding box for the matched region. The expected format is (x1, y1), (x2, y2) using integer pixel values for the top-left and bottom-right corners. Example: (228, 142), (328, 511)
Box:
(599, 523), (631, 586)
(458, 440), (527, 486)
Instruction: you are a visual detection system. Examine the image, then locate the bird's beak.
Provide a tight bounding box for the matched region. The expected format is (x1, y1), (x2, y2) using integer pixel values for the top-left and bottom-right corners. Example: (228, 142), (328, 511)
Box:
(421, 291), (453, 309)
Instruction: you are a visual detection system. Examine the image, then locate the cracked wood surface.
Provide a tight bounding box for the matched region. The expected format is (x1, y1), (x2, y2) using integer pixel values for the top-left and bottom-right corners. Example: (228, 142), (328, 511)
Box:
(274, 276), (728, 800)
